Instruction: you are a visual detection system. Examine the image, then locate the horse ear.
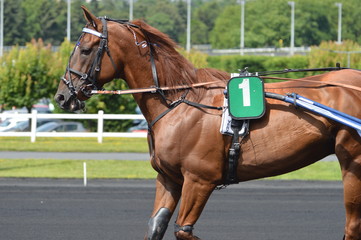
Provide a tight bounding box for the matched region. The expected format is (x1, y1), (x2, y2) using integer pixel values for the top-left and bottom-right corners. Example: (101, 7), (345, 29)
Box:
(81, 5), (101, 29)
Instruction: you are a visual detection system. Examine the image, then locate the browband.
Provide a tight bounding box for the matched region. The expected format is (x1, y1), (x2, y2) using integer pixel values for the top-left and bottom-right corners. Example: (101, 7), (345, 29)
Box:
(82, 28), (105, 38)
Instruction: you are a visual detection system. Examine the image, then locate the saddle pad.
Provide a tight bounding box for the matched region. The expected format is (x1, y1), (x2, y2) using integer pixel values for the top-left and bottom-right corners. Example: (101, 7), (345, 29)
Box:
(220, 95), (248, 136)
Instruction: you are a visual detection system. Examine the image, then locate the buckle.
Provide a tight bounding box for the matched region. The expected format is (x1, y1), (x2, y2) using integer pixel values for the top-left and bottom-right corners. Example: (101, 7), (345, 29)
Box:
(150, 85), (157, 93)
(80, 74), (88, 80)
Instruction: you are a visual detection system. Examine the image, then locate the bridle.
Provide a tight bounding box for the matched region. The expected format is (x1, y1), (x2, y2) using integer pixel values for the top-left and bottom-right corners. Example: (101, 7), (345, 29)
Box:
(62, 17), (120, 99)
(61, 16), (171, 103)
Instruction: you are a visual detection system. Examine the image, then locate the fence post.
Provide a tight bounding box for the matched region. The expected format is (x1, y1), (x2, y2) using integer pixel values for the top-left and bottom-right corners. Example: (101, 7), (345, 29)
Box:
(97, 110), (104, 143)
(30, 109), (38, 143)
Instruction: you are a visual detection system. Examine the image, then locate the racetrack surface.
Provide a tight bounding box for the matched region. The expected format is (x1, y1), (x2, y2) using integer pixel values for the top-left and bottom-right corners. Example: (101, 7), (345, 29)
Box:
(0, 178), (345, 240)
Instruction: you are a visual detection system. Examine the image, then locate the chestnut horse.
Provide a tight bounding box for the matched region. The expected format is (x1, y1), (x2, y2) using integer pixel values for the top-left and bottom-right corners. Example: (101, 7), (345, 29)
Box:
(55, 7), (361, 240)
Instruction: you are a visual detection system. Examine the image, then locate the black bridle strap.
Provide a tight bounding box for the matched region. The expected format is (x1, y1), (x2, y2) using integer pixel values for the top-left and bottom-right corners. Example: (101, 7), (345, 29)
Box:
(63, 17), (120, 98)
(139, 27), (170, 105)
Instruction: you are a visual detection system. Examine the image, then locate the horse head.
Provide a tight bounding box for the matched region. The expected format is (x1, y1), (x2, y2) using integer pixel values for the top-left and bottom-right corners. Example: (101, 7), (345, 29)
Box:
(54, 6), (198, 113)
(54, 6), (127, 112)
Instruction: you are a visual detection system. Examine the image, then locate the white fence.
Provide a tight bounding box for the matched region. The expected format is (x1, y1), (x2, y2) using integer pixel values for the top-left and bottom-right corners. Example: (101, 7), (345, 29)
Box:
(0, 110), (147, 143)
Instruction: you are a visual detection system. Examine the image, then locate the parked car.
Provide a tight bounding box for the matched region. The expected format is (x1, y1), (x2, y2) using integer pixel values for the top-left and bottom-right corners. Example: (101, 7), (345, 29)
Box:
(2, 119), (60, 132)
(36, 121), (87, 132)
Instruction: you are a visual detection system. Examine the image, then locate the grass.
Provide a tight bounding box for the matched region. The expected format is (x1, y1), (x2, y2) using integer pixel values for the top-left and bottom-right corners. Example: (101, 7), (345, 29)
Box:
(0, 137), (149, 152)
(0, 159), (157, 179)
(267, 161), (342, 181)
(0, 137), (342, 181)
(0, 158), (342, 181)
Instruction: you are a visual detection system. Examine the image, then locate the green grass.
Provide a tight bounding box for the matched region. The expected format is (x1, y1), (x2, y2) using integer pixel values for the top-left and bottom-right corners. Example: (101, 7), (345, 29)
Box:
(0, 159), (157, 179)
(0, 158), (341, 181)
(0, 137), (342, 180)
(0, 137), (148, 152)
(267, 161), (342, 181)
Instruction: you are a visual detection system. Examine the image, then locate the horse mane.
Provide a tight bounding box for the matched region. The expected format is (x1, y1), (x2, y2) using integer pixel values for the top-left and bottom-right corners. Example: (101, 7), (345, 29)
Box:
(131, 20), (198, 89)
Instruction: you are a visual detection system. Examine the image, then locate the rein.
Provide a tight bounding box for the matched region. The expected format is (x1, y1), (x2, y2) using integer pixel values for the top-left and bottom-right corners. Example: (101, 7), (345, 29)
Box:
(90, 81), (220, 95)
(262, 75), (361, 92)
(91, 66), (361, 96)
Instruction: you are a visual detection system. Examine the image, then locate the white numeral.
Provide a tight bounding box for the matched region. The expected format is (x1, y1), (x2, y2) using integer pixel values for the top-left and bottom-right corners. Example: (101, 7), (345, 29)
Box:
(238, 78), (251, 107)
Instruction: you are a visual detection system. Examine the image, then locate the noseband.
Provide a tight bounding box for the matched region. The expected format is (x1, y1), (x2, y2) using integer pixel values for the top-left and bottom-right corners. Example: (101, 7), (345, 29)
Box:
(62, 17), (119, 98)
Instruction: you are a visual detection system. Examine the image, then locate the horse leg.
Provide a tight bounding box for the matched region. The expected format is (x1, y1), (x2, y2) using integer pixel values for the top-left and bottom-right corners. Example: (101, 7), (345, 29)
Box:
(174, 175), (215, 240)
(336, 130), (361, 240)
(145, 174), (181, 240)
(341, 162), (361, 240)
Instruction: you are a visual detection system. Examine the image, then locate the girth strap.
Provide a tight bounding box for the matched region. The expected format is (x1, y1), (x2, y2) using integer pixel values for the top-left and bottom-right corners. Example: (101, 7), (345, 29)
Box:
(225, 119), (249, 184)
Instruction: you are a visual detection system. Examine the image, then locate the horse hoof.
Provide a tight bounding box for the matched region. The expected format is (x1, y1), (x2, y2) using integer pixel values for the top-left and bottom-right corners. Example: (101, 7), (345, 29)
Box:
(175, 231), (202, 240)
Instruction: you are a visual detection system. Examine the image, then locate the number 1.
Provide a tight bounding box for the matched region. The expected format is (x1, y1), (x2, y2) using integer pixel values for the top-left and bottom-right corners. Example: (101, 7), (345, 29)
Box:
(239, 78), (251, 107)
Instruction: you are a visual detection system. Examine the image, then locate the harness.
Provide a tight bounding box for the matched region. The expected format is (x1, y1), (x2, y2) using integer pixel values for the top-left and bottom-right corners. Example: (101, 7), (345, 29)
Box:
(62, 16), (358, 187)
(62, 17), (123, 99)
(63, 17), (222, 119)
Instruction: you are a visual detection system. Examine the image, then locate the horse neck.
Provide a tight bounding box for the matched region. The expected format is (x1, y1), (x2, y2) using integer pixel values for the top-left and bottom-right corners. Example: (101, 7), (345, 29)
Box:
(122, 47), (197, 125)
(122, 55), (174, 124)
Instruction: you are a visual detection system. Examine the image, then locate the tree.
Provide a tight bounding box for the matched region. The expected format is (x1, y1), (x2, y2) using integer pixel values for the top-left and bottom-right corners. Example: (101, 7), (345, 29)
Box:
(20, 0), (68, 45)
(0, 39), (58, 112)
(97, 0), (129, 20)
(293, 0), (334, 46)
(209, 5), (240, 49)
(210, 0), (291, 49)
(192, 0), (225, 44)
(342, 0), (361, 45)
(4, 0), (26, 45)
(70, 0), (89, 42)
(134, 0), (185, 43)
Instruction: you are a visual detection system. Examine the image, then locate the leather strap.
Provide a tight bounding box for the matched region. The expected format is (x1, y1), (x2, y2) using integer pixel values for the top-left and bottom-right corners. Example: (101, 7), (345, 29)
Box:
(263, 76), (361, 92)
(148, 90), (223, 129)
(91, 81), (221, 95)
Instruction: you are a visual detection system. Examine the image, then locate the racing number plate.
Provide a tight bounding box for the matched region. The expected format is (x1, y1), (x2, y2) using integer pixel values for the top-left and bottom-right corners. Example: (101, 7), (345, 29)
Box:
(227, 76), (265, 119)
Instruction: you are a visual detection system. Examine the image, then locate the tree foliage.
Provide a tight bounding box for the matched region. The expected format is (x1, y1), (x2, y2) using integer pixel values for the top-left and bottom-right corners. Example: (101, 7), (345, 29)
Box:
(0, 40), (58, 112)
(3, 0), (361, 49)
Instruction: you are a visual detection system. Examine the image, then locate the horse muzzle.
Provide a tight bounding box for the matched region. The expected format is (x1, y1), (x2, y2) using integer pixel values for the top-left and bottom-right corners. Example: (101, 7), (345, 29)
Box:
(54, 93), (85, 112)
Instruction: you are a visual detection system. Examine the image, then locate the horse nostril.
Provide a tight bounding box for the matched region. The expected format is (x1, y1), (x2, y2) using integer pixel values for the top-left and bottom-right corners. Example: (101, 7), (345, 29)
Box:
(55, 94), (65, 103)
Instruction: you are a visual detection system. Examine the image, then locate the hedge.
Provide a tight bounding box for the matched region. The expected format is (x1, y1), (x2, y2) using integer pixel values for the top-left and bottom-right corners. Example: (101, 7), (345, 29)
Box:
(207, 55), (309, 80)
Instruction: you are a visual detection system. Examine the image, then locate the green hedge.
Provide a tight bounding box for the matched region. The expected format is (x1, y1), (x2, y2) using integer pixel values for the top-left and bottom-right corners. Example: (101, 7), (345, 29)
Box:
(207, 55), (309, 80)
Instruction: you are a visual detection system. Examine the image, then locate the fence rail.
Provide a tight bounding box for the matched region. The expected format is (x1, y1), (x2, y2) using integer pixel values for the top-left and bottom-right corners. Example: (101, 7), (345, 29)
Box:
(0, 110), (147, 143)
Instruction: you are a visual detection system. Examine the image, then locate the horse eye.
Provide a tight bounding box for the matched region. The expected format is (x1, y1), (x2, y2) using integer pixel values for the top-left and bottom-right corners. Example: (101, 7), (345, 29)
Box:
(80, 48), (92, 56)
